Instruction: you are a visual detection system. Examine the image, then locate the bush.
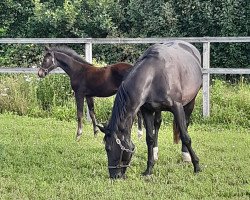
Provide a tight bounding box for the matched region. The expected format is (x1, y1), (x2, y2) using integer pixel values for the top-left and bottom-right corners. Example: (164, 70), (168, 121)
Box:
(0, 74), (75, 120)
(208, 79), (250, 127)
(0, 74), (249, 127)
(0, 74), (37, 115)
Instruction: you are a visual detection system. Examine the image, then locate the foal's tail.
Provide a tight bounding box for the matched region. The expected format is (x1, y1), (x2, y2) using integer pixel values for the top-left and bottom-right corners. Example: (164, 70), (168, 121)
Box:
(173, 119), (180, 144)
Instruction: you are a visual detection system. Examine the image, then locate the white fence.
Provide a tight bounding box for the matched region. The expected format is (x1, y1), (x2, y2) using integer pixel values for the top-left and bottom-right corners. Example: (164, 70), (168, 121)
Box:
(0, 37), (250, 117)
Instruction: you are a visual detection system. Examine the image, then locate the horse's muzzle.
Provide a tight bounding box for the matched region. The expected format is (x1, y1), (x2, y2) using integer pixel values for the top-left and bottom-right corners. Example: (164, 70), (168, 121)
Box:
(109, 167), (127, 179)
(109, 171), (126, 179)
(38, 69), (46, 78)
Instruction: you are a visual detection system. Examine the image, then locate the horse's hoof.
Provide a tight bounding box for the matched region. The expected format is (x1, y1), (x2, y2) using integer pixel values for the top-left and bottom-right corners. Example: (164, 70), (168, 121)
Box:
(137, 130), (143, 140)
(94, 130), (98, 137)
(76, 135), (81, 142)
(182, 152), (191, 162)
(122, 174), (127, 179)
(142, 171), (152, 177)
(194, 166), (202, 173)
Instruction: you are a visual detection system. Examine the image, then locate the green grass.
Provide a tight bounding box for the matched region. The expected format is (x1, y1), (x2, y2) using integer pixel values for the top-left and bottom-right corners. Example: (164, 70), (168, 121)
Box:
(0, 114), (249, 199)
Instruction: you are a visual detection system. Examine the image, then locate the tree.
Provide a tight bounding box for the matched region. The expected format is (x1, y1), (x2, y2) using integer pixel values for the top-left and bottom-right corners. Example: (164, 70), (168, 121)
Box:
(0, 0), (248, 72)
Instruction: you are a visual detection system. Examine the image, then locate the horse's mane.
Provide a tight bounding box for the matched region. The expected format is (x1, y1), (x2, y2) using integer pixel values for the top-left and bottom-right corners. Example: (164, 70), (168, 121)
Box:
(106, 47), (158, 134)
(106, 46), (159, 134)
(133, 45), (159, 67)
(51, 46), (92, 66)
(107, 82), (130, 135)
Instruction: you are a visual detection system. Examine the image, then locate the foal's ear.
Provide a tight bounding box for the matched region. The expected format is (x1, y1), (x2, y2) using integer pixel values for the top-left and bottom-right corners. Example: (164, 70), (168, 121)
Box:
(96, 123), (107, 133)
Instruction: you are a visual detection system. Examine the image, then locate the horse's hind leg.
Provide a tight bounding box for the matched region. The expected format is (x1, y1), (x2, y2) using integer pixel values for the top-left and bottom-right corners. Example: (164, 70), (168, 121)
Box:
(182, 98), (196, 162)
(173, 98), (196, 162)
(86, 97), (98, 136)
(172, 102), (201, 173)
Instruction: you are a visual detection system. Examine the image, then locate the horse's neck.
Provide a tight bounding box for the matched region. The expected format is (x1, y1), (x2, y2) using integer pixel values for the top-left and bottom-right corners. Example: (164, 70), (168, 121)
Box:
(54, 51), (88, 77)
(108, 85), (136, 135)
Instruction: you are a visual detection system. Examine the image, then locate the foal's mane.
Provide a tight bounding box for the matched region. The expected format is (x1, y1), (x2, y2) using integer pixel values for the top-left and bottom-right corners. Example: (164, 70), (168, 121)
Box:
(51, 46), (92, 66)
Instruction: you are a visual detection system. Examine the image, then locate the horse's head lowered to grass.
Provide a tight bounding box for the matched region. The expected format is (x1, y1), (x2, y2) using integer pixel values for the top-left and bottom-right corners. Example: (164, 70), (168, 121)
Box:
(97, 118), (135, 179)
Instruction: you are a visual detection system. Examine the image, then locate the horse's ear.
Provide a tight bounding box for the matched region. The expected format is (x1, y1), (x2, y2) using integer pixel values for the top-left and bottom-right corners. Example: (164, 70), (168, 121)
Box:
(45, 46), (51, 51)
(96, 123), (107, 133)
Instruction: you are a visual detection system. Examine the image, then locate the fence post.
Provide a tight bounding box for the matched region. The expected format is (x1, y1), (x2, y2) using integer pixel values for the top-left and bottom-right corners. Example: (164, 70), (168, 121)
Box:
(85, 42), (93, 121)
(202, 42), (210, 117)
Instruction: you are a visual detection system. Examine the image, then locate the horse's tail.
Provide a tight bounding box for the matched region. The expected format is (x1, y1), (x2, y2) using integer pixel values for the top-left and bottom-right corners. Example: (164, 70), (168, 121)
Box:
(173, 119), (180, 144)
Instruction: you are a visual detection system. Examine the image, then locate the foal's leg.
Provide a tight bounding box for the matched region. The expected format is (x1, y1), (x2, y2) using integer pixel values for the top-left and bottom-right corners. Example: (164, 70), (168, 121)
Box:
(86, 97), (98, 136)
(173, 102), (201, 173)
(75, 92), (84, 141)
(141, 108), (156, 176)
(152, 111), (162, 161)
(137, 110), (143, 139)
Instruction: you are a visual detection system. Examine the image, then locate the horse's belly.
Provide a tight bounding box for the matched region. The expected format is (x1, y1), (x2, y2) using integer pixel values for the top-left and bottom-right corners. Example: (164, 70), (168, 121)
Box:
(143, 98), (174, 112)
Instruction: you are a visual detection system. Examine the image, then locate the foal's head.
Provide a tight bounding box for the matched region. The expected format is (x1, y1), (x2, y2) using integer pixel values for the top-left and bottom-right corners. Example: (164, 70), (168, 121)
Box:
(38, 47), (57, 78)
(97, 124), (135, 179)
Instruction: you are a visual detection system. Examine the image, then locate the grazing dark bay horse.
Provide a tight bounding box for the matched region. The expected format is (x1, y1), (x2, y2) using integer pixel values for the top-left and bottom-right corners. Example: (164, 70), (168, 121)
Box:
(98, 41), (202, 179)
(38, 46), (143, 140)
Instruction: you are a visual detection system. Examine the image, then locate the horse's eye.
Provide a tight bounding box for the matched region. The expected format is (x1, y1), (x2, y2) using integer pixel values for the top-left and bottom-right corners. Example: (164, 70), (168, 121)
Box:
(105, 144), (111, 152)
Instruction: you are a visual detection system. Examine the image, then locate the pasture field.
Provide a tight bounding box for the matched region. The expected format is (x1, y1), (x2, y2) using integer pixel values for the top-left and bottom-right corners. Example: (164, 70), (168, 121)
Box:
(0, 113), (249, 199)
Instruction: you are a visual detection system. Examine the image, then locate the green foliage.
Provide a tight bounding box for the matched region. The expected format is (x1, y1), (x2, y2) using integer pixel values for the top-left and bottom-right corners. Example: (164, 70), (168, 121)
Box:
(0, 114), (249, 199)
(0, 74), (249, 128)
(208, 79), (250, 127)
(0, 0), (35, 37)
(0, 74), (37, 115)
(36, 74), (72, 110)
(94, 96), (114, 122)
(0, 74), (76, 120)
(0, 44), (43, 67)
(170, 0), (249, 71)
(122, 0), (178, 37)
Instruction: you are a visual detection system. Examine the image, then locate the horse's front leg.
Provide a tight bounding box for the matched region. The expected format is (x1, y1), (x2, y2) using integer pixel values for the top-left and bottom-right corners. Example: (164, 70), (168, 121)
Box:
(75, 92), (84, 141)
(137, 110), (143, 139)
(141, 108), (156, 176)
(152, 111), (162, 161)
(86, 97), (98, 136)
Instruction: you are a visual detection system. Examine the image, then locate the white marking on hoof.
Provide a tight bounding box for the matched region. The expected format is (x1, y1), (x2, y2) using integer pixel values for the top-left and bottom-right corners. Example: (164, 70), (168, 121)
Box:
(153, 147), (158, 161)
(76, 135), (81, 142)
(137, 130), (143, 139)
(76, 128), (82, 142)
(182, 152), (191, 162)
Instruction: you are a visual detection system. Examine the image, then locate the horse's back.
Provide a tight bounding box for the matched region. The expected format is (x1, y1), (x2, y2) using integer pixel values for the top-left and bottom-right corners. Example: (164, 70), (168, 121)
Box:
(150, 41), (201, 66)
(127, 41), (202, 107)
(160, 41), (202, 104)
(163, 40), (201, 63)
(149, 41), (202, 82)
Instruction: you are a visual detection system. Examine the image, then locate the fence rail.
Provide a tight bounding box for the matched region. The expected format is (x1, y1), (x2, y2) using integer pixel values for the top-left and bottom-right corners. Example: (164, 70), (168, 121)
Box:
(1, 67), (250, 75)
(0, 37), (249, 43)
(1, 37), (250, 117)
